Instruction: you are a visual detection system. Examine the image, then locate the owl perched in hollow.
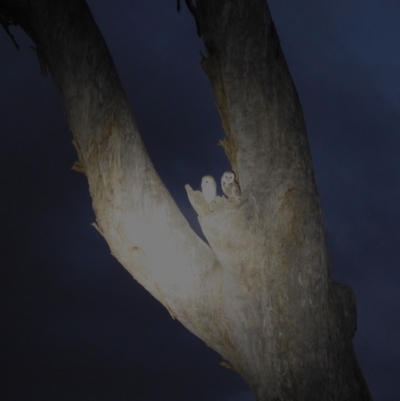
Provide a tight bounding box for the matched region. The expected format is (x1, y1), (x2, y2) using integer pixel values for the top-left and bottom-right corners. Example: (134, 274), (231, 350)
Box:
(221, 171), (241, 202)
(201, 175), (217, 204)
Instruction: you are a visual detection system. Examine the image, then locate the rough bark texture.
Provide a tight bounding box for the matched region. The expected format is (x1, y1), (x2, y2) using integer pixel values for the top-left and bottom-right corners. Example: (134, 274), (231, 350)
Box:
(0, 0), (373, 400)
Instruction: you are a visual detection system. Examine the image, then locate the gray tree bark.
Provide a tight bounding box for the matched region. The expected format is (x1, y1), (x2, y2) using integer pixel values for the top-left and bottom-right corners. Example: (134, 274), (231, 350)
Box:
(0, 0), (373, 400)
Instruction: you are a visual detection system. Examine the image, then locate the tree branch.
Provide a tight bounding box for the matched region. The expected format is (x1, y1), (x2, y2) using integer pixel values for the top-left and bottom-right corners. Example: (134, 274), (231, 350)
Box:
(0, 0), (234, 356)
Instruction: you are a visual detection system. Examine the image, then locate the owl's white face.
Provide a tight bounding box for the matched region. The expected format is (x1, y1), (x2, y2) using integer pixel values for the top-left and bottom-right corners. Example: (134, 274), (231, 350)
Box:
(221, 171), (235, 185)
(221, 171), (241, 200)
(201, 175), (217, 203)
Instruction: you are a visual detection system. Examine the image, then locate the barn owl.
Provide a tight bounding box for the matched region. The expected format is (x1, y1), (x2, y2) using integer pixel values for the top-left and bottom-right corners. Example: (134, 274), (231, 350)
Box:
(221, 171), (241, 202)
(201, 175), (217, 204)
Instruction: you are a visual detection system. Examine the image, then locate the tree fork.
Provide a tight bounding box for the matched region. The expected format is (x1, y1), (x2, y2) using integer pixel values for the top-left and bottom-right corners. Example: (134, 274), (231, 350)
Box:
(0, 0), (373, 399)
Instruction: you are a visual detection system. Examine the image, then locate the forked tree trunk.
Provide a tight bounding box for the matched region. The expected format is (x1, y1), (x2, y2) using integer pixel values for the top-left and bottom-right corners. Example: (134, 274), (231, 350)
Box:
(0, 0), (372, 399)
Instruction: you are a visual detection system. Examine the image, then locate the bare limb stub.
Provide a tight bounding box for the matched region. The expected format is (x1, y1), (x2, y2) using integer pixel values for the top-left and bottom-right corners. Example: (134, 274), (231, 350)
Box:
(184, 0), (201, 37)
(176, 0), (200, 38)
(0, 11), (19, 50)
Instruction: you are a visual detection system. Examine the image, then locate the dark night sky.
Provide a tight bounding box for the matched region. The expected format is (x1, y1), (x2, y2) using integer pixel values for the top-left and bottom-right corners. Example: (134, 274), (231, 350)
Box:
(1, 1), (399, 400)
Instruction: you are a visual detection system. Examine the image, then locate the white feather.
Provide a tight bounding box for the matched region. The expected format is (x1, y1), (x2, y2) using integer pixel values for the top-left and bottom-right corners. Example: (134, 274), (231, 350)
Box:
(201, 175), (217, 204)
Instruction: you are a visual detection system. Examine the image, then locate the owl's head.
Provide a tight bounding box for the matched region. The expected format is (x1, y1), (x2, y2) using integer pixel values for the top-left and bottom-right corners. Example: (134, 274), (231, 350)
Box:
(201, 175), (216, 189)
(221, 171), (235, 184)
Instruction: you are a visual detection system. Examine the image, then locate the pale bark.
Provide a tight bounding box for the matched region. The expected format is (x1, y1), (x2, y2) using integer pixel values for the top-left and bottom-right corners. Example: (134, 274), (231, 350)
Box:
(0, 0), (372, 400)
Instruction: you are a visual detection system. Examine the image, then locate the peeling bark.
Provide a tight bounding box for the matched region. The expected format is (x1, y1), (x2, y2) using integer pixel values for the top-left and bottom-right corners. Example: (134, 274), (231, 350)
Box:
(0, 0), (373, 400)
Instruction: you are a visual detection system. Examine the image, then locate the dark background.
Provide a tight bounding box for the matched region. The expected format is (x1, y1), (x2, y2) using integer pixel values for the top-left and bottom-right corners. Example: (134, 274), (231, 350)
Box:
(1, 1), (399, 400)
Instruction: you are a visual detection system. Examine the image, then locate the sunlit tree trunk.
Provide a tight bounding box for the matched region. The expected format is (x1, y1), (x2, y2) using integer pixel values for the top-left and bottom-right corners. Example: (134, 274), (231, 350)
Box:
(0, 0), (372, 399)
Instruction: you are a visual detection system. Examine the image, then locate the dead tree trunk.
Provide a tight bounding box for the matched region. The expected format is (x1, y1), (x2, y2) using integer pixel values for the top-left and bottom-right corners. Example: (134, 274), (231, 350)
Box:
(0, 0), (372, 399)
